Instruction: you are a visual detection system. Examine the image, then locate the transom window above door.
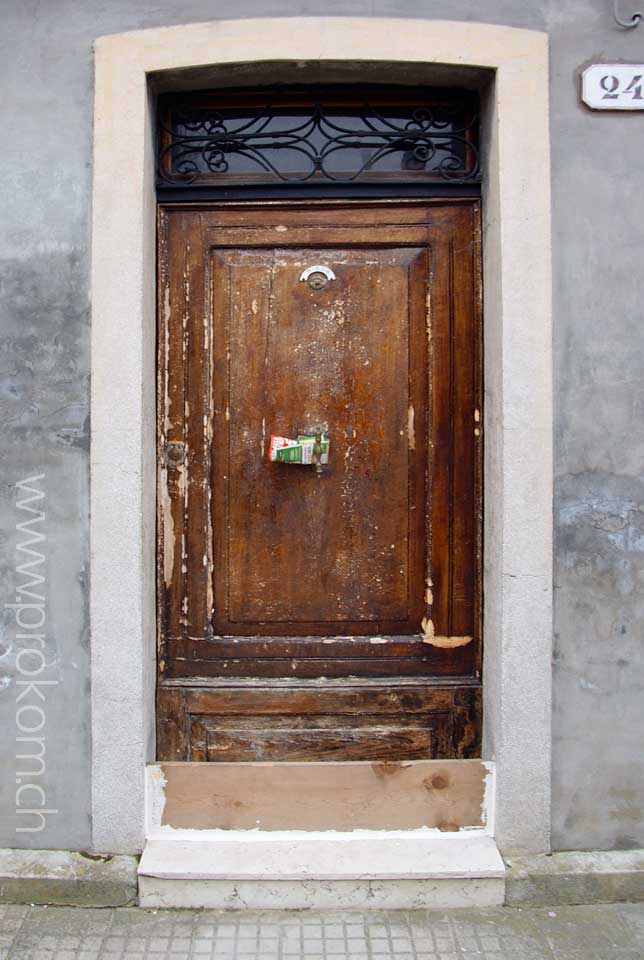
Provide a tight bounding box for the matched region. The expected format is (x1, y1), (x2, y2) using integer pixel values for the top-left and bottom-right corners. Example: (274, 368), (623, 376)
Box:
(157, 85), (480, 188)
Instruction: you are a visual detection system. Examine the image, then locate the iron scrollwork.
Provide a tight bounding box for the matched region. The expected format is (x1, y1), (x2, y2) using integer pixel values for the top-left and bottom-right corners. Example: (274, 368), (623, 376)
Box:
(157, 93), (480, 187)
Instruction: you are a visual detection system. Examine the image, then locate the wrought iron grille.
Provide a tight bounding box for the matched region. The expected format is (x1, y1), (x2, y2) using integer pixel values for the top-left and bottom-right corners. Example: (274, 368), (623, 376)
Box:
(157, 87), (480, 188)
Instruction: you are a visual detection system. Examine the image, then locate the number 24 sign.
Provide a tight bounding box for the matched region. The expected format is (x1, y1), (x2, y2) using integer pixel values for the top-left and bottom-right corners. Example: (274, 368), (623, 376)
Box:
(582, 64), (644, 110)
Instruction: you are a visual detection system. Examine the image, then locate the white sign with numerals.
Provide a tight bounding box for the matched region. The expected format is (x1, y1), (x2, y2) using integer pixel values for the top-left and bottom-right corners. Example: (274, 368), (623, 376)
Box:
(582, 64), (644, 110)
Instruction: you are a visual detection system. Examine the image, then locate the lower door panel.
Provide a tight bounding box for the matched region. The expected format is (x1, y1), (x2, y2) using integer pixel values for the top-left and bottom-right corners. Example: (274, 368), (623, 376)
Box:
(157, 679), (481, 762)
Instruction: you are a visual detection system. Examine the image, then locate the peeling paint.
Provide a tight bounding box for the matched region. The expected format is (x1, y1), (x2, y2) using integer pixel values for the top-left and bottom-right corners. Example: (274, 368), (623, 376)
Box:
(146, 765), (168, 834)
(427, 635), (473, 648)
(421, 617), (472, 648)
(163, 285), (172, 433)
(481, 762), (495, 832)
(421, 616), (434, 641)
(425, 288), (432, 343)
(408, 404), (416, 450)
(162, 465), (175, 589)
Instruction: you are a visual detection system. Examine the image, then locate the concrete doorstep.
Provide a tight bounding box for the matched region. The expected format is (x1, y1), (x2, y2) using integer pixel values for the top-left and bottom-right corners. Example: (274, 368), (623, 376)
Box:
(137, 832), (505, 910)
(0, 849), (138, 907)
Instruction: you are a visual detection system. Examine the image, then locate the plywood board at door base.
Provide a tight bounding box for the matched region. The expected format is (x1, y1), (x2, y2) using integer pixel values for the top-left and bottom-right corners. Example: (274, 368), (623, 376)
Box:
(156, 759), (490, 832)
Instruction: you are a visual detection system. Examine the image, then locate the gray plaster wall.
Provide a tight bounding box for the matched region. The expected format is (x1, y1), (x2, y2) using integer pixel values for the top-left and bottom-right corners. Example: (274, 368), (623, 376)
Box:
(0, 0), (641, 852)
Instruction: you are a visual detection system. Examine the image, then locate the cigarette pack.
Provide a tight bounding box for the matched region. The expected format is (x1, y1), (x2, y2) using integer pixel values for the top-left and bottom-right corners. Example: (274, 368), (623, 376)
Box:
(268, 433), (330, 464)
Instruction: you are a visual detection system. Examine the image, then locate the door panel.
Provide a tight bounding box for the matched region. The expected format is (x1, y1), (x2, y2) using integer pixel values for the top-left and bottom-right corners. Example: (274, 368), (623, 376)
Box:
(214, 244), (427, 633)
(157, 201), (482, 760)
(157, 681), (481, 762)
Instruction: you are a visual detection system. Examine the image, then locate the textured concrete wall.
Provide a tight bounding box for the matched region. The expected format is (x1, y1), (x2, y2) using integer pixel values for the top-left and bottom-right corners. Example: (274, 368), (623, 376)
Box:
(0, 0), (642, 851)
(550, 8), (644, 851)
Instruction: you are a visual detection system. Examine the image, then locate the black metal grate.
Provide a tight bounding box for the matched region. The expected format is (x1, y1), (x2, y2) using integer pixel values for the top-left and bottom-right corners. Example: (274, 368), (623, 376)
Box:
(157, 86), (480, 189)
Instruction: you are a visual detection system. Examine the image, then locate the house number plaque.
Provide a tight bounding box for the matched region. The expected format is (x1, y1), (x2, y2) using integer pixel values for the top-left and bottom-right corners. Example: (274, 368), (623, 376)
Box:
(582, 64), (644, 109)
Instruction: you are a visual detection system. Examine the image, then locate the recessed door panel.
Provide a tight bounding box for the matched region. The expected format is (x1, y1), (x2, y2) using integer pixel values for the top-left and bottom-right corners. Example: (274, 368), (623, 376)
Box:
(212, 245), (427, 633)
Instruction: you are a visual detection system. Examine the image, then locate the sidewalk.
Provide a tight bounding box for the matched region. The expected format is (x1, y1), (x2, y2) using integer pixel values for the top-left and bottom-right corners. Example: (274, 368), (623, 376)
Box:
(1, 901), (643, 959)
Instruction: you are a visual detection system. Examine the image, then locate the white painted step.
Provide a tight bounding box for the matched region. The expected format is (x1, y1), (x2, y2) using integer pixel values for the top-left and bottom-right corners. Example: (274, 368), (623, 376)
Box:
(138, 832), (505, 909)
(140, 831), (504, 881)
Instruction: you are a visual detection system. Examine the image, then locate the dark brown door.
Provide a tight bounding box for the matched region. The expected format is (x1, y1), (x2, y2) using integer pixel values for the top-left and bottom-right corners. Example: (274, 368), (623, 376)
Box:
(157, 201), (482, 762)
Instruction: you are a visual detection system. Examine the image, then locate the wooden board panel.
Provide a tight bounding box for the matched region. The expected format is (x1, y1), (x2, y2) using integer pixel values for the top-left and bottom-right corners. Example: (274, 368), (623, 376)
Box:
(157, 678), (481, 762)
(165, 635), (473, 679)
(156, 758), (489, 831)
(191, 719), (434, 762)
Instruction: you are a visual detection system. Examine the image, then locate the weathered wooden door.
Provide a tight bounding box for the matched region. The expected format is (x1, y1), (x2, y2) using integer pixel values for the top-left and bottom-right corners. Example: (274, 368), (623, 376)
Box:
(157, 201), (482, 762)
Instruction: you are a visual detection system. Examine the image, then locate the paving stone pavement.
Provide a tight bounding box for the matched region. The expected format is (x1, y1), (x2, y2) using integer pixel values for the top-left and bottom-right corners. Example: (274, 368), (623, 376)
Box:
(1, 902), (643, 960)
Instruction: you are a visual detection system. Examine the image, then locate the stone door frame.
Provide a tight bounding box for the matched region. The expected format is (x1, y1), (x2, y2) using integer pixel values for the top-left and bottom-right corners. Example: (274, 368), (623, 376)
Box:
(90, 17), (552, 855)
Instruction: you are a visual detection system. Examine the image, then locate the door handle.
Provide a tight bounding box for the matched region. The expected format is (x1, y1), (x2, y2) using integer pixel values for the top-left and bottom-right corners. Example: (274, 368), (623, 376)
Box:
(313, 432), (324, 476)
